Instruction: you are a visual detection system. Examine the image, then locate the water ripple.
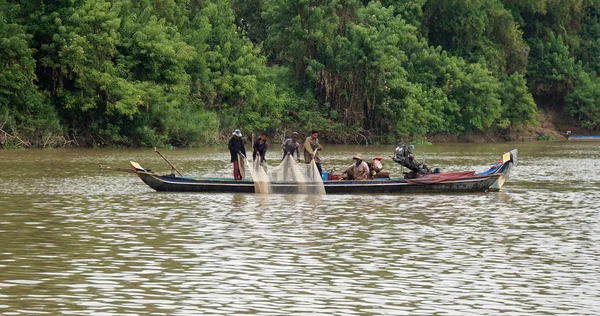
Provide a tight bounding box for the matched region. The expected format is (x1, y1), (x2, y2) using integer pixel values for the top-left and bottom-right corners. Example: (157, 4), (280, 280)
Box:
(0, 144), (599, 315)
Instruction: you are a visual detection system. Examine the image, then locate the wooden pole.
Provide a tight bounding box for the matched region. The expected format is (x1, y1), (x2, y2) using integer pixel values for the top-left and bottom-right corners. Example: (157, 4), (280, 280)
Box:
(154, 147), (183, 176)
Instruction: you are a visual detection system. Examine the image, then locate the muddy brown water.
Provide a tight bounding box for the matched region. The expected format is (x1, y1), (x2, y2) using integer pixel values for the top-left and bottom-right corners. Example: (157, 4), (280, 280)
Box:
(0, 142), (598, 315)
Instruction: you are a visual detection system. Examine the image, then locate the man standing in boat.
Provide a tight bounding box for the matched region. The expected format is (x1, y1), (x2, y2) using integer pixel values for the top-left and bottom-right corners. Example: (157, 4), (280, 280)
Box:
(253, 132), (269, 166)
(228, 129), (246, 180)
(282, 132), (301, 160)
(303, 130), (323, 177)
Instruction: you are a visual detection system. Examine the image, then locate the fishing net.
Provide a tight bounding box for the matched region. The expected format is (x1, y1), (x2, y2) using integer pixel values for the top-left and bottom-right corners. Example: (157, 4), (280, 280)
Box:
(237, 153), (246, 179)
(267, 154), (325, 194)
(248, 154), (270, 194)
(268, 155), (306, 182)
(306, 158), (326, 195)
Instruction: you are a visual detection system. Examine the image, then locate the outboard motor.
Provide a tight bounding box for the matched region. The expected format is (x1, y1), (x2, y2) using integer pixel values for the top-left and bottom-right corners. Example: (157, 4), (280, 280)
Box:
(392, 143), (431, 178)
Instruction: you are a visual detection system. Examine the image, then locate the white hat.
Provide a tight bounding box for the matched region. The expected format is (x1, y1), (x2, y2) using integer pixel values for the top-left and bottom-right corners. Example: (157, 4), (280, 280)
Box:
(232, 129), (242, 137)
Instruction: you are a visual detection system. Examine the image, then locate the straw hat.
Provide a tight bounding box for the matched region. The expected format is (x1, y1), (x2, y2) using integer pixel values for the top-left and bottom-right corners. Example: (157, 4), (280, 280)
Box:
(232, 129), (242, 137)
(353, 153), (363, 160)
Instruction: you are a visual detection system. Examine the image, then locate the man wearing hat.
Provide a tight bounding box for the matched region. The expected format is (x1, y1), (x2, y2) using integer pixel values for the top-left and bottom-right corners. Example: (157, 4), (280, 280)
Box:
(343, 153), (370, 180)
(228, 129), (246, 180)
(281, 132), (301, 160)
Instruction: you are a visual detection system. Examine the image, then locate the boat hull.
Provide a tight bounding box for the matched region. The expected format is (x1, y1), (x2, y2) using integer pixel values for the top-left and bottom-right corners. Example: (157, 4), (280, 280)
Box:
(567, 135), (600, 141)
(135, 167), (507, 194)
(131, 149), (517, 194)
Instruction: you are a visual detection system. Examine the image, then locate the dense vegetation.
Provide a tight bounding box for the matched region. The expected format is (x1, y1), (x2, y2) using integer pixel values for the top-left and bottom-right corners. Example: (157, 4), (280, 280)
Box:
(1, 0), (599, 148)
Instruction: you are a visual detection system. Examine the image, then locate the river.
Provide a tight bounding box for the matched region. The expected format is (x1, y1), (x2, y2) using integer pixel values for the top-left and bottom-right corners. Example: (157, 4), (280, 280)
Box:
(0, 142), (598, 315)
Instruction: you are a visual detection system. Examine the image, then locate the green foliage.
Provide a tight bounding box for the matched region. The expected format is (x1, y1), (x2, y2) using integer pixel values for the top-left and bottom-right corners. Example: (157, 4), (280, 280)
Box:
(565, 70), (600, 130)
(2, 0), (600, 147)
(423, 0), (529, 75)
(0, 1), (62, 147)
(527, 34), (579, 102)
(536, 134), (560, 141)
(507, 0), (587, 46)
(230, 0), (268, 44)
(578, 4), (600, 73)
(499, 73), (539, 130)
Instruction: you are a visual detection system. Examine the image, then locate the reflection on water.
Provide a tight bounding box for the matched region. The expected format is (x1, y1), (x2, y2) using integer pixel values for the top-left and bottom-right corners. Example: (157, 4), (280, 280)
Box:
(0, 142), (599, 315)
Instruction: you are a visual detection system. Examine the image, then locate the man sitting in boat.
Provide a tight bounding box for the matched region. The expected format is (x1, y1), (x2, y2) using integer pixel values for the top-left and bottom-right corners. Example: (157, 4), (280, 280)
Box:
(342, 154), (370, 180)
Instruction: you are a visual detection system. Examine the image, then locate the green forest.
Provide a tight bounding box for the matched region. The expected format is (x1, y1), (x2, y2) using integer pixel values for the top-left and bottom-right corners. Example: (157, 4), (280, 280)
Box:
(1, 0), (600, 148)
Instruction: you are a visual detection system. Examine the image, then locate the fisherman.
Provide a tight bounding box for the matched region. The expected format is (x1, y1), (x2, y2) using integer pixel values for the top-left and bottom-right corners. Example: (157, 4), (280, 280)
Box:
(303, 130), (323, 177)
(228, 129), (246, 180)
(343, 153), (370, 180)
(282, 132), (301, 160)
(253, 132), (269, 166)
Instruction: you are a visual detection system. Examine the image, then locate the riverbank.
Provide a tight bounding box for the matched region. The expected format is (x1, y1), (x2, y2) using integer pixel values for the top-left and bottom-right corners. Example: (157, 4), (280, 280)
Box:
(0, 109), (581, 149)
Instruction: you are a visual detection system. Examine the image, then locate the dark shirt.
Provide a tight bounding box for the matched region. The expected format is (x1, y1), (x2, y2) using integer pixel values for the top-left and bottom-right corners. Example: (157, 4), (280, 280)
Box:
(282, 138), (300, 159)
(228, 136), (246, 162)
(253, 137), (268, 163)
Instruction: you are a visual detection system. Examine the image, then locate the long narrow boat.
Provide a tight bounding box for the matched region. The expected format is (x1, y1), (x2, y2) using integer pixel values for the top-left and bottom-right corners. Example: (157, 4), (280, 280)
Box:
(567, 135), (600, 141)
(128, 149), (518, 194)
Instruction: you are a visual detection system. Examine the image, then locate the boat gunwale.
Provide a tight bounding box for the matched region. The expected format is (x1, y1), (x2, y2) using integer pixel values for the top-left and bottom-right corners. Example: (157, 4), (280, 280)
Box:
(138, 171), (503, 187)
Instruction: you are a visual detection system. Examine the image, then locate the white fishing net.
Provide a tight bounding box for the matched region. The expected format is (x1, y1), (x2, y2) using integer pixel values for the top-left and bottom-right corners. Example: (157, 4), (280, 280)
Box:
(266, 154), (325, 194)
(305, 158), (326, 195)
(237, 153), (246, 180)
(242, 151), (325, 195)
(248, 154), (270, 194)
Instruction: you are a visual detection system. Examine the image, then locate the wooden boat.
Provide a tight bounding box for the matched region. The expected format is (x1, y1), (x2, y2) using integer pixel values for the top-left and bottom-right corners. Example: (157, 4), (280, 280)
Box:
(567, 135), (600, 141)
(127, 149), (518, 194)
(565, 131), (600, 141)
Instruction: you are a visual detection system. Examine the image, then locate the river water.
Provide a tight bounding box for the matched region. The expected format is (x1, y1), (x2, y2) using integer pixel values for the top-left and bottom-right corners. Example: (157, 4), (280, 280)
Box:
(0, 142), (598, 315)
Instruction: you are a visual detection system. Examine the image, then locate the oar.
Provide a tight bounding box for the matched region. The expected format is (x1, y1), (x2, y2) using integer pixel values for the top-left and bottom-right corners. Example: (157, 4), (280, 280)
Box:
(154, 147), (183, 176)
(99, 164), (137, 173)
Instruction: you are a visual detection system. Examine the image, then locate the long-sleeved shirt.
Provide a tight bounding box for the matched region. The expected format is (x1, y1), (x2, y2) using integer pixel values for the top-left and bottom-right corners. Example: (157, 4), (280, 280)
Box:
(344, 161), (370, 180)
(228, 137), (246, 162)
(282, 138), (300, 159)
(253, 137), (268, 163)
(303, 136), (322, 164)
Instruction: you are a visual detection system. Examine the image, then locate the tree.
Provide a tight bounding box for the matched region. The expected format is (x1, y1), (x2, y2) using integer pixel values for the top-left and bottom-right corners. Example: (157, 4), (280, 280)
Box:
(423, 0), (529, 75)
(566, 69), (600, 131)
(527, 33), (579, 106)
(499, 73), (539, 132)
(0, 1), (60, 147)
